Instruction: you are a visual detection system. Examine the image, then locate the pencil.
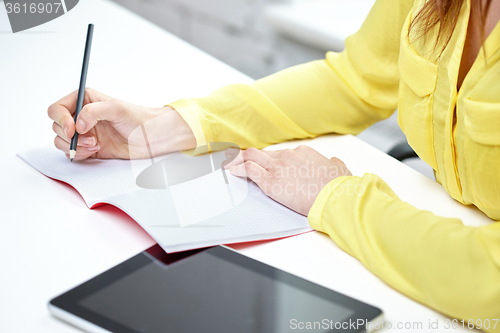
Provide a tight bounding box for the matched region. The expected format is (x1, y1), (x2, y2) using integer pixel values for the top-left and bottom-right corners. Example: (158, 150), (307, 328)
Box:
(70, 23), (94, 162)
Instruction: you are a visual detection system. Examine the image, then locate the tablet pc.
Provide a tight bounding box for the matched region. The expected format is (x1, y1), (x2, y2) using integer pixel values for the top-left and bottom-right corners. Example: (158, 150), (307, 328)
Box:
(49, 245), (383, 333)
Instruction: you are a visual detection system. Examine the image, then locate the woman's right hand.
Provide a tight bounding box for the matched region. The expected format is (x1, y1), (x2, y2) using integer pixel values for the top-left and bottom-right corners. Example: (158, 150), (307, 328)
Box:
(48, 88), (196, 161)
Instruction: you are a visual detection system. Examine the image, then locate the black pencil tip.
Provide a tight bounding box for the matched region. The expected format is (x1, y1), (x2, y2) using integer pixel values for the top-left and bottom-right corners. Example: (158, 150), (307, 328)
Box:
(70, 158), (74, 162)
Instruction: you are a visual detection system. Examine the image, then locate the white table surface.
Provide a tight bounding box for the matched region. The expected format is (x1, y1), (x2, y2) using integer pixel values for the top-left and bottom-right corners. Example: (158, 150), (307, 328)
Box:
(0, 0), (492, 332)
(265, 0), (376, 51)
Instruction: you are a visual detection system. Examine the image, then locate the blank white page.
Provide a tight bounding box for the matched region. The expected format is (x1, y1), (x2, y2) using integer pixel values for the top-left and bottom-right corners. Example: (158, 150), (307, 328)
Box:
(18, 147), (311, 252)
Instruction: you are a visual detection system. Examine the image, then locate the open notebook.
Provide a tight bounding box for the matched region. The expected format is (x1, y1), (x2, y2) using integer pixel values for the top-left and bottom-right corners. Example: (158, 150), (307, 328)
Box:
(18, 147), (311, 253)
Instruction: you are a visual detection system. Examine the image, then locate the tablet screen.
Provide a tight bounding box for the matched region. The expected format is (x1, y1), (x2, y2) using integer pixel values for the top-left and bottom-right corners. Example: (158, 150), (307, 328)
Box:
(51, 246), (381, 333)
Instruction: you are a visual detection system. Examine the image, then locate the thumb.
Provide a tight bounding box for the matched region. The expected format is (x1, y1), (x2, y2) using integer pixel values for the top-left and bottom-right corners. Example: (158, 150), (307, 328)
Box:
(76, 100), (121, 134)
(330, 156), (345, 164)
(330, 156), (348, 168)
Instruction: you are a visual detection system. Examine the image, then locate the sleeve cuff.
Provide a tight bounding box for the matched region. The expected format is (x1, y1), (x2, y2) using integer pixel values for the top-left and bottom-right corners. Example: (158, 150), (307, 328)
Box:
(167, 99), (215, 150)
(308, 175), (353, 232)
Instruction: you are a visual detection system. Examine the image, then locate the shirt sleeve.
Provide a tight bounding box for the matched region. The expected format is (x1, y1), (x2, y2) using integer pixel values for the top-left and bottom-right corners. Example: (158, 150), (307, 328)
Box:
(309, 174), (500, 331)
(168, 0), (414, 149)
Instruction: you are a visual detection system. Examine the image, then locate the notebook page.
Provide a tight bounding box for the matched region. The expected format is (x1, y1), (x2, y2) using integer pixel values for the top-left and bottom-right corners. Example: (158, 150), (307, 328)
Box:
(108, 180), (311, 252)
(18, 147), (139, 207)
(18, 147), (311, 252)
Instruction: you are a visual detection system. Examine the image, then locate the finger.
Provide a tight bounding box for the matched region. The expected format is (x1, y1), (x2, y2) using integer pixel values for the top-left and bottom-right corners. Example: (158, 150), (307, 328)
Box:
(48, 99), (77, 140)
(224, 147), (274, 169)
(261, 150), (280, 158)
(51, 88), (108, 116)
(224, 147), (240, 160)
(222, 147), (241, 167)
(54, 136), (100, 156)
(227, 148), (279, 158)
(330, 156), (347, 166)
(330, 157), (352, 176)
(294, 144), (314, 155)
(76, 99), (122, 134)
(222, 149), (243, 170)
(276, 148), (297, 158)
(52, 122), (97, 146)
(49, 89), (111, 137)
(229, 161), (270, 184)
(243, 148), (275, 166)
(48, 89), (95, 137)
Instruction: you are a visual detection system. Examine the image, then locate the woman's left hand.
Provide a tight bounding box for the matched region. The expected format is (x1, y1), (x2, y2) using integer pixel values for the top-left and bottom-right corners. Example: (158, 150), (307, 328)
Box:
(224, 145), (352, 216)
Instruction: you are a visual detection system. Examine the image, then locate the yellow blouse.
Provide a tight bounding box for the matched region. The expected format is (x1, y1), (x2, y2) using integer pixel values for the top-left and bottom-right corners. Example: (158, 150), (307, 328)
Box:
(169, 0), (500, 329)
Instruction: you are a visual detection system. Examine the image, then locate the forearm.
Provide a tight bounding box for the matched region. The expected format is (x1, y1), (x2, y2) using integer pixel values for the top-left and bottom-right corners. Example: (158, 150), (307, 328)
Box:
(168, 59), (396, 150)
(128, 106), (196, 158)
(168, 83), (312, 149)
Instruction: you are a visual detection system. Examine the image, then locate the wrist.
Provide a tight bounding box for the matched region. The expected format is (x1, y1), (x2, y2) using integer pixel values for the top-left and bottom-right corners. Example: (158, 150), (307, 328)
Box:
(162, 106), (197, 152)
(143, 106), (196, 157)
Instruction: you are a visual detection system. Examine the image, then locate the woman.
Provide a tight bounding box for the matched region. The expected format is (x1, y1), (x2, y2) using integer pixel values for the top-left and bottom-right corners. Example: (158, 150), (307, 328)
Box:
(48, 0), (500, 329)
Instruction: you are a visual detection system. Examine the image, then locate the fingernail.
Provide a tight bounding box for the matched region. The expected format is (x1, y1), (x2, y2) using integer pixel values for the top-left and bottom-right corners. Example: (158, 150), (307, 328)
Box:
(87, 143), (99, 151)
(83, 136), (95, 146)
(63, 126), (69, 138)
(77, 119), (86, 133)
